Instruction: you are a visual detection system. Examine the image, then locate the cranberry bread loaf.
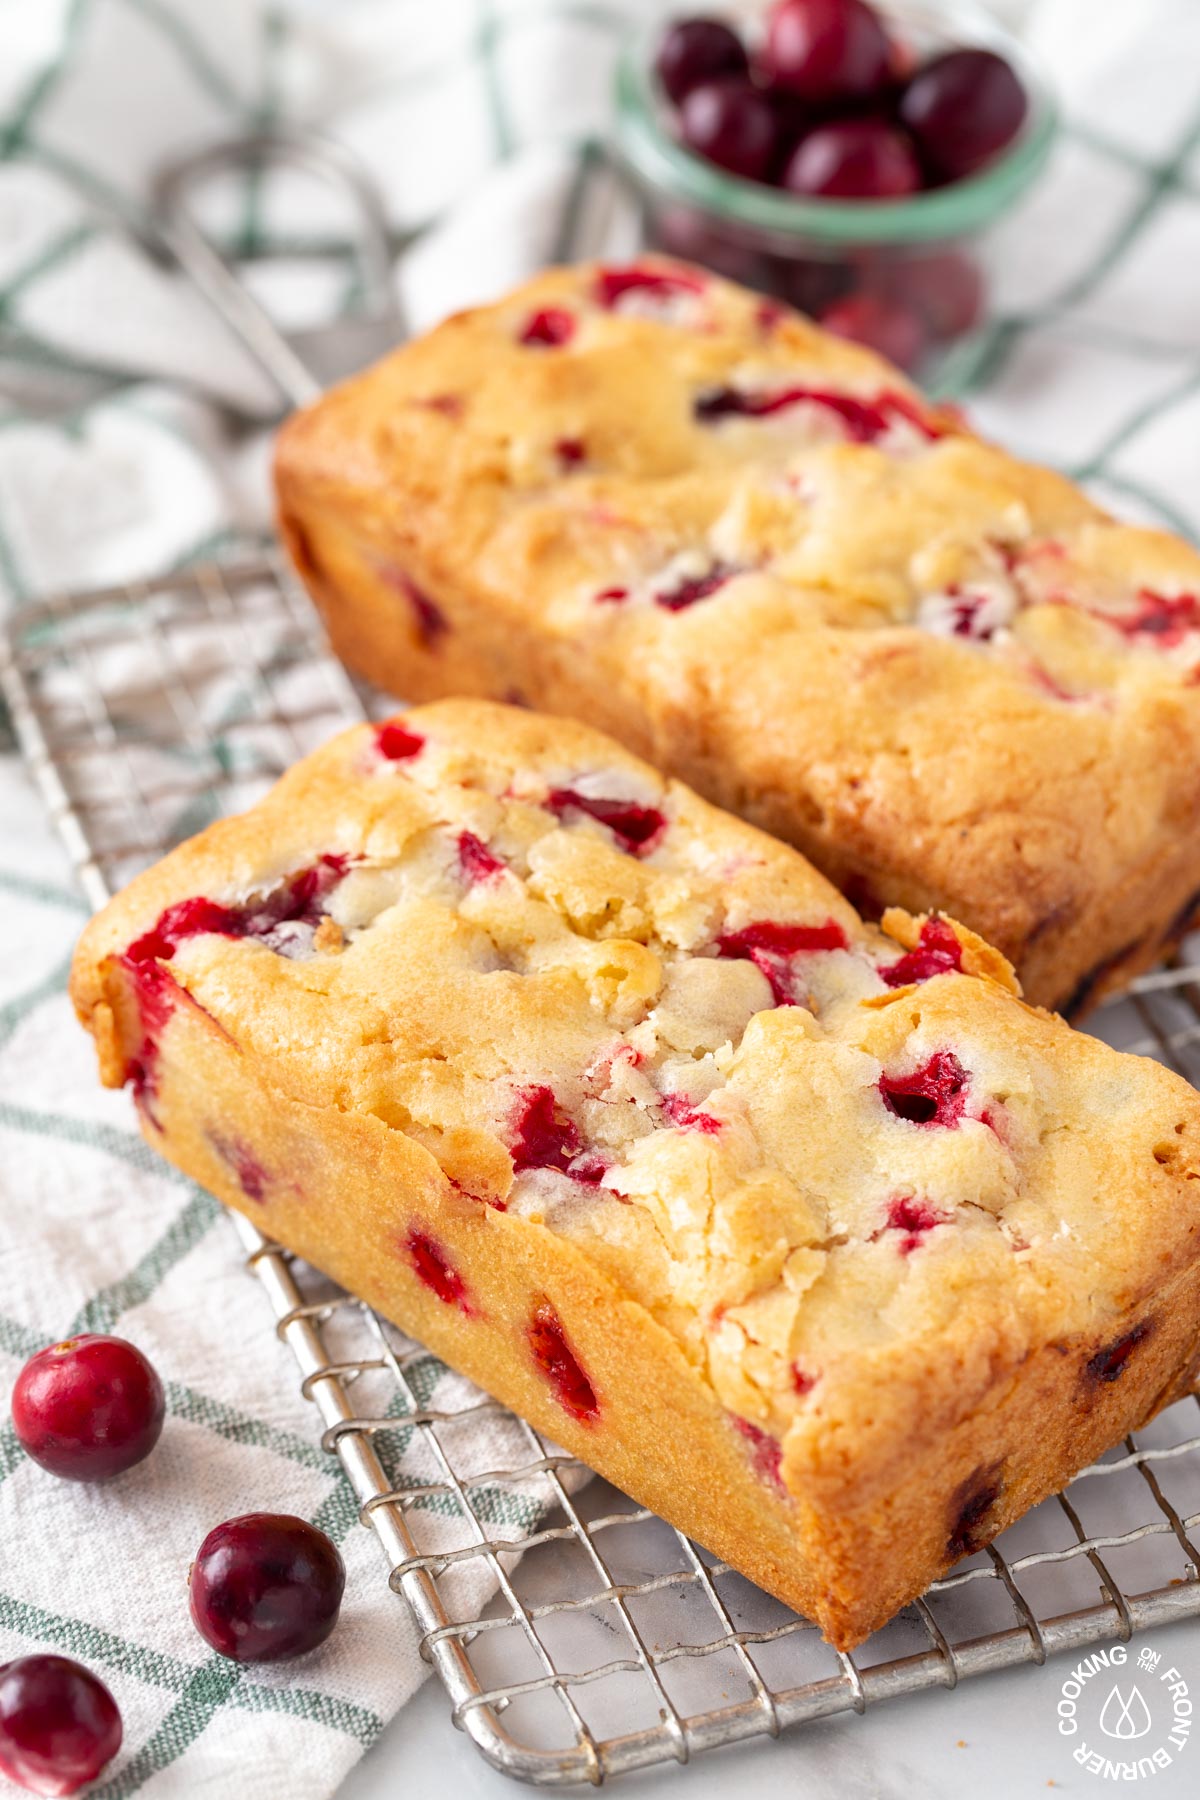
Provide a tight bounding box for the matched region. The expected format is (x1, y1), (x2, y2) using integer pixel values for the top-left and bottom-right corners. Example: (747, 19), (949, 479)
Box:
(275, 258), (1200, 1016)
(72, 700), (1200, 1647)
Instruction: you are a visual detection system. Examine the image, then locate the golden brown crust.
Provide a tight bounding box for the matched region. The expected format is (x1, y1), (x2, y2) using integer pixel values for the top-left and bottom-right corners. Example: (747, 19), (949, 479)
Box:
(274, 258), (1200, 1013)
(71, 700), (1200, 1646)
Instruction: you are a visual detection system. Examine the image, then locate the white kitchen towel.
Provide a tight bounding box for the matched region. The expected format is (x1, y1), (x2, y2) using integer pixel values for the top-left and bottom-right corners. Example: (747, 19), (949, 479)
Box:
(0, 1), (1198, 1796)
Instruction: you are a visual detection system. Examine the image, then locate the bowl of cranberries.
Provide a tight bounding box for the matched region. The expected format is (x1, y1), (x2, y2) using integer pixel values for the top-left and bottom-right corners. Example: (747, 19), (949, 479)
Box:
(615, 0), (1056, 378)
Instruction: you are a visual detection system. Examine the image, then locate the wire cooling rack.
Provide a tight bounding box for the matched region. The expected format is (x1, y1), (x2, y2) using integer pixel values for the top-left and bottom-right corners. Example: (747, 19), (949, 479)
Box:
(4, 556), (1200, 1786)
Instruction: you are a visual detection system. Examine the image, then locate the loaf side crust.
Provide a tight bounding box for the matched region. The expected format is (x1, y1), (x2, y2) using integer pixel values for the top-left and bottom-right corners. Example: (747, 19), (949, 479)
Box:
(71, 700), (1200, 1645)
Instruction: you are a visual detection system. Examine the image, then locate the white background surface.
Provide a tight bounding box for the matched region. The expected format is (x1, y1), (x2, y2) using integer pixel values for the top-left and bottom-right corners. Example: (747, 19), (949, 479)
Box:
(340, 1618), (1200, 1798)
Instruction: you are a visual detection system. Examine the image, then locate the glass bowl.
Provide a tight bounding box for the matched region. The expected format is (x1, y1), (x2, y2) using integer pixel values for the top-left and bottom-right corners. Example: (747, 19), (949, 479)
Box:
(613, 1), (1057, 388)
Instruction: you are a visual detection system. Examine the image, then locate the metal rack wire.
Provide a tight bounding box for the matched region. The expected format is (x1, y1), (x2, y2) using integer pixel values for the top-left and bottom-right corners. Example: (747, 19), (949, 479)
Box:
(4, 555), (1200, 1787)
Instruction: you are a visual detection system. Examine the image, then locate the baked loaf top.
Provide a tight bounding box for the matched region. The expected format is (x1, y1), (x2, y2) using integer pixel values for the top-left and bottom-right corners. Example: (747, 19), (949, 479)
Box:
(73, 700), (1200, 1501)
(284, 256), (1200, 687)
(276, 257), (1200, 1009)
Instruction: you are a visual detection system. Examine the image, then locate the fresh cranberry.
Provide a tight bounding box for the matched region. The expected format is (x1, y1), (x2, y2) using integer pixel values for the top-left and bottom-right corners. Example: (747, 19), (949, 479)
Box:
(783, 120), (922, 200)
(0, 1655), (122, 1798)
(554, 436), (586, 467)
(820, 291), (926, 370)
(519, 307), (576, 347)
(791, 1365), (818, 1396)
(879, 1050), (969, 1127)
(656, 16), (749, 105)
(12, 1336), (164, 1483)
(652, 207), (773, 287)
(126, 857), (348, 968)
(899, 49), (1027, 182)
(679, 77), (780, 182)
(763, 0), (893, 104)
(545, 788), (667, 856)
(189, 1514), (345, 1662)
(877, 249), (984, 340)
(778, 255), (853, 319)
(405, 1230), (471, 1313)
(375, 720), (424, 760)
(528, 1305), (599, 1422)
(881, 916), (963, 987)
(653, 561), (737, 612)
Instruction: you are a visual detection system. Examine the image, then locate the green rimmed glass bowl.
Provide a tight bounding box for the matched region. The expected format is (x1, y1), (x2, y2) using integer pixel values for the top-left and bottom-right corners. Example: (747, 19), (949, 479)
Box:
(613, 1), (1058, 390)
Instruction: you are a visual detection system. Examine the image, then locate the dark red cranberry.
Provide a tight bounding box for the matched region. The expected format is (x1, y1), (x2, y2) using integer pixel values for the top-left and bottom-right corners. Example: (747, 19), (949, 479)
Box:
(653, 561), (736, 612)
(879, 1050), (969, 1127)
(783, 120), (922, 199)
(189, 1514), (345, 1662)
(566, 1152), (611, 1186)
(457, 830), (506, 884)
(947, 1463), (1003, 1558)
(1086, 1322), (1152, 1385)
(877, 1193), (947, 1254)
(791, 1364), (818, 1395)
(405, 1230), (471, 1312)
(899, 48), (1027, 182)
(820, 291), (925, 370)
(377, 565), (448, 646)
(375, 720), (424, 760)
(881, 916), (963, 987)
(778, 254), (854, 319)
(528, 1305), (599, 1422)
(763, 0), (893, 104)
(877, 248), (984, 340)
(1116, 589), (1200, 648)
(509, 1085), (581, 1173)
(656, 16), (749, 105)
(0, 1655), (122, 1797)
(593, 264), (705, 310)
(679, 77), (780, 182)
(12, 1336), (164, 1483)
(545, 788), (667, 856)
(652, 207), (773, 287)
(732, 1416), (784, 1488)
(718, 918), (847, 1004)
(660, 1092), (722, 1134)
(693, 381), (944, 443)
(519, 306), (576, 347)
(207, 1130), (270, 1202)
(119, 954), (180, 1119)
